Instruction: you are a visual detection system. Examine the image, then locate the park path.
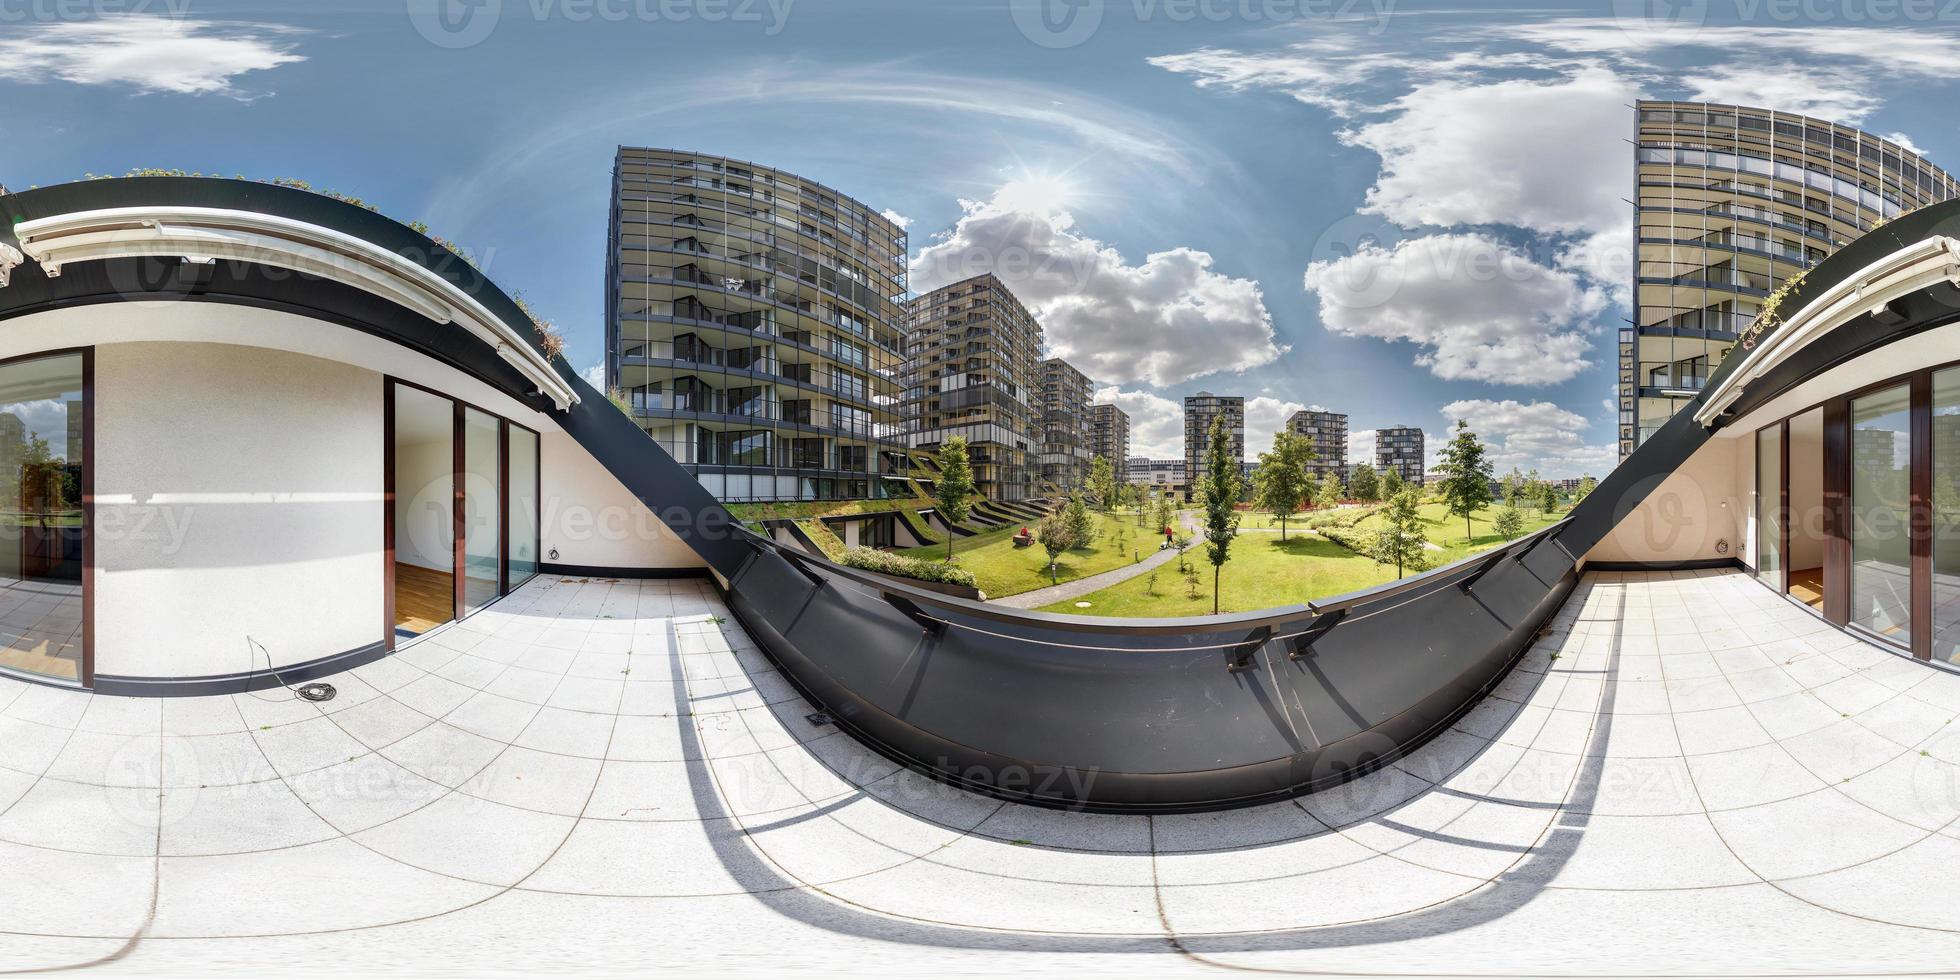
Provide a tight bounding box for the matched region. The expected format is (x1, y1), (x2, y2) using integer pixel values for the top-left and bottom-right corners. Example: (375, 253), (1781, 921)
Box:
(993, 513), (1203, 609)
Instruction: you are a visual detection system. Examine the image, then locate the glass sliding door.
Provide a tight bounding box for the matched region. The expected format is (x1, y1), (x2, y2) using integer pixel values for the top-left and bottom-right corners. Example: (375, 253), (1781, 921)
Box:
(0, 352), (87, 683)
(508, 426), (540, 587)
(392, 384), (456, 637)
(389, 380), (540, 642)
(1757, 425), (1782, 588)
(1933, 369), (1960, 663)
(1850, 384), (1913, 644)
(461, 407), (502, 618)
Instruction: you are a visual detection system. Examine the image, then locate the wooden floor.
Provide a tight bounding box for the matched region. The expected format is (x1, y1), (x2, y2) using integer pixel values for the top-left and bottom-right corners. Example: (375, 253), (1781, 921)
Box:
(395, 563), (454, 635)
(1790, 566), (1824, 609)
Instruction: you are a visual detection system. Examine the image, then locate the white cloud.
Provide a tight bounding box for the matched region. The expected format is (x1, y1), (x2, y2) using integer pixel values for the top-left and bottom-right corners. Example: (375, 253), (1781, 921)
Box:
(1305, 233), (1605, 385)
(581, 362), (607, 390)
(879, 209), (912, 231)
(1885, 132), (1927, 155)
(1245, 396), (1306, 458)
(1500, 21), (1960, 126)
(0, 16), (304, 97)
(913, 187), (1286, 387)
(1343, 66), (1634, 238)
(1679, 64), (1879, 124)
(1092, 386), (1182, 458)
(1441, 398), (1615, 478)
(1347, 427), (1378, 469)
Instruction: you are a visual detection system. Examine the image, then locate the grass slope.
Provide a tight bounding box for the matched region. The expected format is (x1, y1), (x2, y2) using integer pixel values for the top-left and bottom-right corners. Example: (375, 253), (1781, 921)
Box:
(897, 512), (1150, 598)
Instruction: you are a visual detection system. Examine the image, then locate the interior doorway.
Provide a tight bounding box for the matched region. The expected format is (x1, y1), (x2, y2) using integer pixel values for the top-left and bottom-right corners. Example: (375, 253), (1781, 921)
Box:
(391, 384), (455, 638)
(1787, 409), (1826, 610)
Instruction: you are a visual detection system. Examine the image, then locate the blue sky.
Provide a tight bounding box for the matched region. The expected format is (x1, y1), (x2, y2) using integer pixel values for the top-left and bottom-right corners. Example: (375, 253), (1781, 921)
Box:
(4, 0), (1958, 476)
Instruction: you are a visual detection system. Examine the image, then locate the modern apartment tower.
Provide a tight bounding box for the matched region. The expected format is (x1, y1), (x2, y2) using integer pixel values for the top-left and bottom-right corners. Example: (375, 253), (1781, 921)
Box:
(1376, 425), (1423, 486)
(605, 147), (910, 501)
(1285, 409), (1348, 483)
(1183, 392), (1245, 492)
(1088, 403), (1130, 472)
(1624, 101), (1956, 459)
(1038, 357), (1093, 489)
(900, 274), (1043, 502)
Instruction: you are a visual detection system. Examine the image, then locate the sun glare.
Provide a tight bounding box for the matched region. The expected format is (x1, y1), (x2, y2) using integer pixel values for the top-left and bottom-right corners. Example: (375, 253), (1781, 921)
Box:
(994, 173), (1079, 215)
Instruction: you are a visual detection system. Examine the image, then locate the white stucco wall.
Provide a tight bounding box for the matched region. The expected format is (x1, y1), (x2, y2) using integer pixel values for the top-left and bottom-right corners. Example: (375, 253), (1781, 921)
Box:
(0, 303), (710, 682)
(539, 429), (707, 571)
(95, 342), (384, 679)
(1586, 433), (1747, 565)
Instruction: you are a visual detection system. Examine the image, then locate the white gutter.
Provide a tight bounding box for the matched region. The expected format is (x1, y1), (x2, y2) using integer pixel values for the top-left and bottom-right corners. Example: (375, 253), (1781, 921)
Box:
(0, 243), (19, 288)
(1694, 235), (1960, 429)
(8, 207), (579, 410)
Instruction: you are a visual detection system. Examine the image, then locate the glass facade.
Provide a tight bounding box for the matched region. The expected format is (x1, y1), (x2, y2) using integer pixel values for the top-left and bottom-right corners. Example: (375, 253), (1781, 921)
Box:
(389, 381), (542, 637)
(1933, 370), (1960, 662)
(1757, 425), (1782, 590)
(606, 148), (910, 502)
(508, 426), (540, 588)
(1625, 101), (1957, 460)
(0, 352), (86, 683)
(1850, 385), (1913, 643)
(1040, 358), (1093, 490)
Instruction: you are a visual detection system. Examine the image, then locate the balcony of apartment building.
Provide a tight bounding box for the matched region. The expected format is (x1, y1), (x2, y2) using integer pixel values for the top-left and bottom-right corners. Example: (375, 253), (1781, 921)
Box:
(617, 165), (909, 276)
(614, 239), (905, 358)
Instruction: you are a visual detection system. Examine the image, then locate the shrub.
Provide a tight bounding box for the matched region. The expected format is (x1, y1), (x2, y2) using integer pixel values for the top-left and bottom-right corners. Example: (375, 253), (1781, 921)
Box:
(838, 547), (977, 588)
(1306, 505), (1380, 531)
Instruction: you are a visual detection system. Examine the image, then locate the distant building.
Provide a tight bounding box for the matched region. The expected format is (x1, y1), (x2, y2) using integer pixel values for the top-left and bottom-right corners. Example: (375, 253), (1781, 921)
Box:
(1183, 392), (1244, 496)
(1377, 426), (1424, 486)
(901, 274), (1042, 502)
(1285, 409), (1347, 484)
(1038, 358), (1092, 490)
(1126, 457), (1184, 489)
(1088, 403), (1130, 472)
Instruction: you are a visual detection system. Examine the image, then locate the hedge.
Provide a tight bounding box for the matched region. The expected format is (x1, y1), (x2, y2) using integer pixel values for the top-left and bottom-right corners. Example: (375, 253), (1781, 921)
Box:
(838, 547), (978, 587)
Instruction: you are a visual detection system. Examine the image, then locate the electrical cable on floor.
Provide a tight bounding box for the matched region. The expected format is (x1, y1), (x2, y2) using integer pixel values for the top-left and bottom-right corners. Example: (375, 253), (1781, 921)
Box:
(238, 635), (336, 704)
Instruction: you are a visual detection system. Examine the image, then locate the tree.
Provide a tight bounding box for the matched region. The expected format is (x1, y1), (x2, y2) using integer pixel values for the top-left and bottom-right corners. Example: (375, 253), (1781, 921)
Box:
(1538, 480), (1561, 514)
(1493, 505), (1525, 541)
(1063, 492), (1094, 549)
(1348, 463), (1380, 503)
(1154, 494), (1176, 541)
(1574, 476), (1597, 502)
(1087, 455), (1116, 511)
(1251, 430), (1311, 541)
(1198, 416), (1241, 615)
(933, 437), (977, 560)
(1371, 489), (1431, 578)
(1035, 511), (1079, 585)
(1501, 467), (1526, 509)
(1381, 466), (1404, 498)
(1314, 471), (1342, 511)
(1436, 419), (1495, 545)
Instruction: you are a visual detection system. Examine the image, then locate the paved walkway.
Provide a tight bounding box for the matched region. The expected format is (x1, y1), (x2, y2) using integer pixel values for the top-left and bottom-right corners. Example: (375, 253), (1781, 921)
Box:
(993, 513), (1201, 609)
(5, 569), (1960, 973)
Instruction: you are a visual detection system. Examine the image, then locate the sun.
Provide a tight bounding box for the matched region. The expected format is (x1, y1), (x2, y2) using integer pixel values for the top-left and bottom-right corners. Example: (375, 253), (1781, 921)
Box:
(993, 173), (1079, 216)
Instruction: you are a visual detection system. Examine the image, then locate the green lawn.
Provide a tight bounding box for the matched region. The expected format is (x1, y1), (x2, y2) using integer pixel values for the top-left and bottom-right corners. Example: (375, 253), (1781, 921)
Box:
(1042, 501), (1568, 617)
(1038, 534), (1396, 617)
(1354, 501), (1565, 564)
(897, 512), (1151, 597)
